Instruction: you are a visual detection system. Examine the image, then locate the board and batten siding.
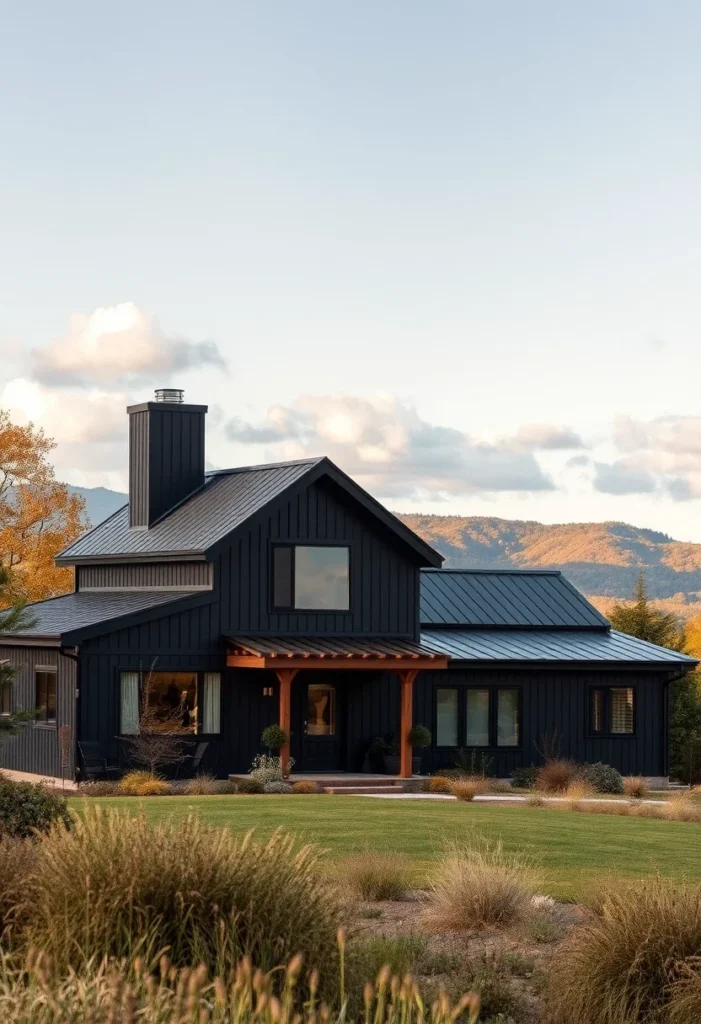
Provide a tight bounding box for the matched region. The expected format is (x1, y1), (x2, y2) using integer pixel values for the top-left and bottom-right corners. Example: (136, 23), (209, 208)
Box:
(0, 645), (76, 779)
(77, 562), (213, 591)
(414, 667), (669, 778)
(213, 478), (420, 637)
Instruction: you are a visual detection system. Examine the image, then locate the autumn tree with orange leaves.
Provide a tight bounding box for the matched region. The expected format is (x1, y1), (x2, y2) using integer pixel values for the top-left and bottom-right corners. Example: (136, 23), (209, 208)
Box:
(0, 410), (88, 607)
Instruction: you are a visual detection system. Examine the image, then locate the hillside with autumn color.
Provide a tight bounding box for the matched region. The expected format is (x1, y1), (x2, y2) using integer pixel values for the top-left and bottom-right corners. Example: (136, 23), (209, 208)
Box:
(396, 514), (701, 619)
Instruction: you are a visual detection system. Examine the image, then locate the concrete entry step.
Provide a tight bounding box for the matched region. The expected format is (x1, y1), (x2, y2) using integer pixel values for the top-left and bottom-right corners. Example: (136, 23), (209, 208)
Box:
(323, 785), (411, 795)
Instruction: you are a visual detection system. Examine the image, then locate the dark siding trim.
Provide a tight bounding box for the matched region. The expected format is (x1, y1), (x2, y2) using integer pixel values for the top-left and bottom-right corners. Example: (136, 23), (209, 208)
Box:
(0, 645), (76, 778)
(78, 562), (213, 591)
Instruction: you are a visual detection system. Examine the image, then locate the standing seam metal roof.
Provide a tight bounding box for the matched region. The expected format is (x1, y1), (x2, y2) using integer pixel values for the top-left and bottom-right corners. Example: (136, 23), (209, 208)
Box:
(420, 569), (609, 629)
(57, 459), (321, 562)
(420, 628), (697, 664)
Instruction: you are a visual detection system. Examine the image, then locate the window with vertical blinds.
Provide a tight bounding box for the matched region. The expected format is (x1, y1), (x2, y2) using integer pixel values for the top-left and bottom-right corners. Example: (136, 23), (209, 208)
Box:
(610, 688), (634, 734)
(589, 686), (634, 735)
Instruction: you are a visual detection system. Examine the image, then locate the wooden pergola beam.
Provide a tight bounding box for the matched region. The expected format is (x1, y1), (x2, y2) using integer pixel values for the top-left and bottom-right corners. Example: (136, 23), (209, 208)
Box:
(396, 669), (418, 779)
(227, 655), (448, 671)
(273, 668), (298, 778)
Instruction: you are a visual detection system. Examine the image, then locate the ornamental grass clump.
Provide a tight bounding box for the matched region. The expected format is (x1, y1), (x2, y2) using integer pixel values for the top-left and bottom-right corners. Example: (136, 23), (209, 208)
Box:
(0, 946), (480, 1024)
(118, 771), (168, 796)
(423, 775), (453, 794)
(536, 758), (580, 793)
(623, 775), (649, 799)
(182, 774), (219, 795)
(20, 808), (343, 998)
(547, 877), (701, 1024)
(450, 777), (488, 802)
(342, 851), (410, 901)
(423, 839), (540, 931)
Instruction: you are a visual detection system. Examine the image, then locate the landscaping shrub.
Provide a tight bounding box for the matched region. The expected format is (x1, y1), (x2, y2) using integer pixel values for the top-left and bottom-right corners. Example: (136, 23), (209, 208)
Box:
(0, 836), (38, 936)
(525, 792), (545, 807)
(22, 809), (344, 999)
(580, 762), (624, 794)
(118, 770), (160, 795)
(422, 775), (453, 794)
(407, 724), (432, 749)
(0, 778), (71, 838)
(235, 777), (264, 794)
(0, 947), (480, 1024)
(563, 780), (598, 806)
(510, 764), (539, 789)
(450, 777), (488, 802)
(423, 839), (540, 930)
(77, 781), (120, 797)
(182, 774), (219, 795)
(536, 758), (579, 793)
(487, 778), (513, 793)
(264, 781), (293, 794)
(211, 779), (237, 794)
(342, 851), (410, 901)
(292, 780), (319, 794)
(669, 960), (701, 1024)
(623, 775), (649, 799)
(249, 753), (293, 784)
(663, 793), (701, 822)
(547, 876), (701, 1024)
(260, 724), (288, 751)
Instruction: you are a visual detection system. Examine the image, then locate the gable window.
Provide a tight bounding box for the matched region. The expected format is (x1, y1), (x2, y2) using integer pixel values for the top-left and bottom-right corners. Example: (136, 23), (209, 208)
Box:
(434, 686), (521, 747)
(272, 545), (350, 611)
(35, 668), (57, 724)
(120, 671), (221, 735)
(590, 686), (635, 735)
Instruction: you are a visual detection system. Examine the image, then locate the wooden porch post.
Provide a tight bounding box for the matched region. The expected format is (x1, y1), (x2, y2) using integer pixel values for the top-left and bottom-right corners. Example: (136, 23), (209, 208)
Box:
(398, 669), (418, 779)
(275, 669), (298, 778)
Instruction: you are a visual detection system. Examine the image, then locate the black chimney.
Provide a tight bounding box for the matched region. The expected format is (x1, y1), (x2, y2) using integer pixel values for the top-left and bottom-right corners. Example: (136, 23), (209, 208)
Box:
(128, 389), (208, 530)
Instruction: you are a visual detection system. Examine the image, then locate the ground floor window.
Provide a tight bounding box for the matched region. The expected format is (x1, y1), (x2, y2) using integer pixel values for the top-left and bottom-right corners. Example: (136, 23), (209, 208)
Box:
(590, 686), (635, 735)
(0, 663), (11, 716)
(120, 671), (221, 735)
(435, 686), (521, 747)
(35, 668), (57, 724)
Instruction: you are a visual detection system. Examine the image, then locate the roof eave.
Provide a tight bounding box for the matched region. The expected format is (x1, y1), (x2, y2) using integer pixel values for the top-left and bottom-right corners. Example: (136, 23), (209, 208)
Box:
(55, 550), (208, 567)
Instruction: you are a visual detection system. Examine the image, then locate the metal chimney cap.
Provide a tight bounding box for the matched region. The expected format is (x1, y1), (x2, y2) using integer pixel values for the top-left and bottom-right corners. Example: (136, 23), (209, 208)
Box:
(154, 388), (184, 403)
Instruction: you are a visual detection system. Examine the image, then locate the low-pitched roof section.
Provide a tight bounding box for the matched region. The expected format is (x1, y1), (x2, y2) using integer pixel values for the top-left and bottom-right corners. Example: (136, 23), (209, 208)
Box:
(57, 457), (442, 568)
(420, 569), (609, 629)
(0, 590), (205, 643)
(420, 627), (697, 666)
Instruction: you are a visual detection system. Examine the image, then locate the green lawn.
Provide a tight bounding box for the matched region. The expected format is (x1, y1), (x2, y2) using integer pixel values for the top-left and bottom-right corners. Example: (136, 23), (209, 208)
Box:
(70, 795), (701, 902)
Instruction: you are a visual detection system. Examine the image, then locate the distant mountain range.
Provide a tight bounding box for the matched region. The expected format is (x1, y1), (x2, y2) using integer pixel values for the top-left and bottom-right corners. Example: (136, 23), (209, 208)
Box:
(67, 485), (701, 619)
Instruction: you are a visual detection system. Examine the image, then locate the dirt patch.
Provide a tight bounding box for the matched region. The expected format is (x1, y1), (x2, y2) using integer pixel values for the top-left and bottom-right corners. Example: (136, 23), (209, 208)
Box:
(348, 891), (587, 1023)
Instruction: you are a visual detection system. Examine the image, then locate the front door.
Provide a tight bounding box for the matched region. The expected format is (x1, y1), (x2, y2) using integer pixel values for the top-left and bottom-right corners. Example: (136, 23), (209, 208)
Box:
(301, 682), (340, 771)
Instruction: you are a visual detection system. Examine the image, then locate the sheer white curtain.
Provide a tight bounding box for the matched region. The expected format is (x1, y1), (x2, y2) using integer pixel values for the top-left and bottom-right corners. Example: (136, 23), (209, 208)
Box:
(202, 673), (221, 734)
(120, 672), (140, 734)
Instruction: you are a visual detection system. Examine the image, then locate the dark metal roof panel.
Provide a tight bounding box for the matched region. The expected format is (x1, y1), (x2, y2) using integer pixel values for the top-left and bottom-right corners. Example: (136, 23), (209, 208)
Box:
(0, 591), (199, 639)
(420, 628), (697, 664)
(420, 569), (609, 628)
(227, 635), (440, 658)
(58, 460), (321, 562)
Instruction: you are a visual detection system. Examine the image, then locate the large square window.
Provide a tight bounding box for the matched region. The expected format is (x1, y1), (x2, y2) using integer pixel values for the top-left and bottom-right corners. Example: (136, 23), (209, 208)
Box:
(590, 686), (634, 735)
(120, 671), (221, 735)
(273, 545), (349, 610)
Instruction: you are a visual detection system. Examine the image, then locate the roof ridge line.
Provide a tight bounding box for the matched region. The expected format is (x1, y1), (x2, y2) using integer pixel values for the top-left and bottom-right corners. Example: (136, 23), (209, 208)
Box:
(206, 457), (324, 476)
(421, 568), (562, 575)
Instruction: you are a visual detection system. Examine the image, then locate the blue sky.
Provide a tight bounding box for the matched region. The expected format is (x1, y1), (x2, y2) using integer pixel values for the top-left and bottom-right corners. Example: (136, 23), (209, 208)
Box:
(2, 2), (701, 537)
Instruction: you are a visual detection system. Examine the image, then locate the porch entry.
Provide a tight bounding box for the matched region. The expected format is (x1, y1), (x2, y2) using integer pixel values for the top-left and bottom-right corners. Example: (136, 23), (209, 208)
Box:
(299, 681), (340, 771)
(226, 635), (449, 777)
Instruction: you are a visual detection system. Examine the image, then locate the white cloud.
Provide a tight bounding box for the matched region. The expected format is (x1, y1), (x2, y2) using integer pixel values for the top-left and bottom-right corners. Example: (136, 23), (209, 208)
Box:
(1, 378), (125, 444)
(31, 302), (226, 388)
(593, 414), (701, 500)
(512, 423), (586, 450)
(226, 394), (555, 499)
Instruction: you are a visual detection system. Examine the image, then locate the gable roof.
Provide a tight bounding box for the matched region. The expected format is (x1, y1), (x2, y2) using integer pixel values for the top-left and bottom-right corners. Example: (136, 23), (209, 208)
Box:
(420, 569), (609, 629)
(0, 590), (203, 642)
(420, 627), (697, 666)
(57, 457), (442, 568)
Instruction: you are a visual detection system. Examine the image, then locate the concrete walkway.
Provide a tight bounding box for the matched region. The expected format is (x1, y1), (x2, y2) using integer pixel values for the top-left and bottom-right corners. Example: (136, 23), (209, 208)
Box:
(363, 791), (668, 805)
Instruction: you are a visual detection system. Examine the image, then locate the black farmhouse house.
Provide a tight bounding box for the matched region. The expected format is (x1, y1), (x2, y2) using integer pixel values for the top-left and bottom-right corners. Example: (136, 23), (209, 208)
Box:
(0, 391), (695, 785)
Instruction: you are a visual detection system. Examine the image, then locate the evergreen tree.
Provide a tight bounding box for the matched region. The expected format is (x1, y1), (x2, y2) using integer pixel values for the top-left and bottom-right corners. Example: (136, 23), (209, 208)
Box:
(610, 574), (701, 783)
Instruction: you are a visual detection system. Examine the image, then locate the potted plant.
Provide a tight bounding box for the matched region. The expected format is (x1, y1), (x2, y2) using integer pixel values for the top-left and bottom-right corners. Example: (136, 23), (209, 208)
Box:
(363, 736), (390, 773)
(261, 724), (288, 753)
(383, 725), (432, 775)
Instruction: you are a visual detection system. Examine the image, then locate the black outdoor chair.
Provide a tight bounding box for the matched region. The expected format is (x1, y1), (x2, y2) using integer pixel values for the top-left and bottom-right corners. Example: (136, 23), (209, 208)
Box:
(178, 741), (209, 778)
(78, 741), (121, 782)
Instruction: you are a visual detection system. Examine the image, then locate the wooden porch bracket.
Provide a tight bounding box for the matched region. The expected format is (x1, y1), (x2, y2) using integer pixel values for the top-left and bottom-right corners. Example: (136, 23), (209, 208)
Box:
(397, 669), (418, 779)
(274, 668), (298, 778)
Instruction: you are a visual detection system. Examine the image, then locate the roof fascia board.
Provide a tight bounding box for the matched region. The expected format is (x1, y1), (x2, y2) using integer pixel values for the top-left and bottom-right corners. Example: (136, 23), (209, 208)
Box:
(445, 657), (696, 671)
(0, 635), (62, 647)
(57, 552), (207, 567)
(419, 622), (612, 632)
(60, 591), (216, 644)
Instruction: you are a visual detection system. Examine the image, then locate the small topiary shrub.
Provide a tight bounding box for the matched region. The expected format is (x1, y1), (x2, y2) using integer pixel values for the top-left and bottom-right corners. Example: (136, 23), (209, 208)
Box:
(292, 780), (319, 794)
(235, 777), (264, 794)
(0, 778), (71, 838)
(260, 724), (288, 751)
(579, 762), (624, 794)
(263, 781), (293, 794)
(510, 764), (539, 789)
(408, 724), (432, 749)
(423, 776), (453, 794)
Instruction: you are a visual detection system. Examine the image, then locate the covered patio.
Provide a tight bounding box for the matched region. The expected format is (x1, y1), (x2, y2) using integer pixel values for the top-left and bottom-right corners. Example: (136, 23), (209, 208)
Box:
(226, 636), (449, 777)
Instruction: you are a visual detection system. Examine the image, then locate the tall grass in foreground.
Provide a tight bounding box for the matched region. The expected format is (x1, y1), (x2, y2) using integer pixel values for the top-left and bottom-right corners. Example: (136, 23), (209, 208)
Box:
(547, 876), (701, 1024)
(15, 808), (342, 1001)
(423, 839), (540, 930)
(0, 947), (480, 1024)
